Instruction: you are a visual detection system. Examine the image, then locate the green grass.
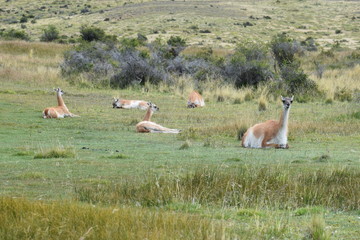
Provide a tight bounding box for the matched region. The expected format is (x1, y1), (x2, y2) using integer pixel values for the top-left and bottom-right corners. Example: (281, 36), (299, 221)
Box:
(1, 11), (360, 239)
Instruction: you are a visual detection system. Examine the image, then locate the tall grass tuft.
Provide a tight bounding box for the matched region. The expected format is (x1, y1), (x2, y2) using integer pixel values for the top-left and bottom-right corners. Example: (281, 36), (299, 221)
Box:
(74, 166), (360, 210)
(34, 147), (75, 159)
(304, 215), (331, 240)
(258, 95), (268, 111)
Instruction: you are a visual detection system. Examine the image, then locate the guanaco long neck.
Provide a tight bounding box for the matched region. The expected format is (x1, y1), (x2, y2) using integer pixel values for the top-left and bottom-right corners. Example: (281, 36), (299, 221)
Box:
(279, 107), (290, 132)
(143, 107), (153, 121)
(57, 93), (66, 107)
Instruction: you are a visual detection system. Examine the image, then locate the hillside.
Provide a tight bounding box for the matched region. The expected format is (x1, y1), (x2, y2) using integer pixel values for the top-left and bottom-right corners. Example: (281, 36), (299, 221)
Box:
(1, 0), (359, 48)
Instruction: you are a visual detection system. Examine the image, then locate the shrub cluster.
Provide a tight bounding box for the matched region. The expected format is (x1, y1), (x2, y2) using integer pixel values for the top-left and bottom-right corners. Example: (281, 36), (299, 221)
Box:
(270, 33), (319, 96)
(61, 30), (320, 96)
(0, 28), (30, 41)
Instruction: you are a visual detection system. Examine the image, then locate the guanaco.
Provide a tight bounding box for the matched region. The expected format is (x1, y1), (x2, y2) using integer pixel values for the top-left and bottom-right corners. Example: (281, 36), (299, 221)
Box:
(136, 102), (181, 133)
(187, 91), (205, 108)
(42, 88), (78, 118)
(242, 96), (294, 149)
(112, 98), (149, 110)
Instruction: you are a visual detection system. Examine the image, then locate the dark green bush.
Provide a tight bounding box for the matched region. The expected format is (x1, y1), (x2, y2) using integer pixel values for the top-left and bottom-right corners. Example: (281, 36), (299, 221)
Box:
(19, 15), (28, 23)
(167, 36), (186, 47)
(80, 25), (105, 42)
(40, 25), (59, 42)
(225, 43), (274, 88)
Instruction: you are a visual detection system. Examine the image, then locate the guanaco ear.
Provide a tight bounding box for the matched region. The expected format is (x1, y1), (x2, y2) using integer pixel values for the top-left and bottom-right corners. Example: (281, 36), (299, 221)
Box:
(291, 96), (294, 101)
(281, 96), (285, 101)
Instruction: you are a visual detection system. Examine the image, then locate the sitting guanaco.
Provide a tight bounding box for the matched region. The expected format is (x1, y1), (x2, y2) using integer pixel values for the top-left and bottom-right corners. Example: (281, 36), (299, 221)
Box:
(242, 96), (294, 149)
(43, 88), (78, 118)
(136, 102), (181, 133)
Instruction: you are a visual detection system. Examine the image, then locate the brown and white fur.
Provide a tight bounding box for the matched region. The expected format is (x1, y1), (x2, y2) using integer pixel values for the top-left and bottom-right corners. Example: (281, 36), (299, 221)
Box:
(113, 98), (149, 110)
(42, 88), (78, 118)
(242, 96), (294, 149)
(187, 91), (205, 108)
(136, 102), (181, 134)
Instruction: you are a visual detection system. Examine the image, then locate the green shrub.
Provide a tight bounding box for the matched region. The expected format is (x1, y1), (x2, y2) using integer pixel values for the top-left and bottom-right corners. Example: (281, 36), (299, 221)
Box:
(167, 36), (186, 47)
(1, 29), (30, 41)
(280, 64), (318, 95)
(19, 15), (28, 23)
(40, 25), (59, 42)
(80, 25), (105, 42)
(225, 43), (274, 88)
(271, 33), (303, 68)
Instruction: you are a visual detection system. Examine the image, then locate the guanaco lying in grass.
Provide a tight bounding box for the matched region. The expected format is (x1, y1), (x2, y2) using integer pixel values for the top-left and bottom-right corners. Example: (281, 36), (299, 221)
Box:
(136, 102), (181, 133)
(187, 91), (205, 108)
(112, 98), (150, 110)
(242, 96), (294, 149)
(42, 88), (78, 118)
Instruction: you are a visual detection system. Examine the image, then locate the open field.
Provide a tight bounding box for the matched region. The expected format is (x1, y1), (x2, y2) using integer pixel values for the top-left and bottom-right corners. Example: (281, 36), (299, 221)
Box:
(0, 0), (360, 238)
(1, 0), (359, 49)
(1, 39), (360, 239)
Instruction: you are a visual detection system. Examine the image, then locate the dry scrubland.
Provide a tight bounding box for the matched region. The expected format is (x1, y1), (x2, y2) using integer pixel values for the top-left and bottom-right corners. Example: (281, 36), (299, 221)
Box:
(1, 0), (359, 48)
(1, 0), (360, 239)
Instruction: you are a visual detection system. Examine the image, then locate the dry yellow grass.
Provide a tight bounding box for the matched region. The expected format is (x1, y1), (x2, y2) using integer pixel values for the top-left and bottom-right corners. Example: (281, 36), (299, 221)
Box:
(315, 65), (360, 98)
(0, 41), (66, 88)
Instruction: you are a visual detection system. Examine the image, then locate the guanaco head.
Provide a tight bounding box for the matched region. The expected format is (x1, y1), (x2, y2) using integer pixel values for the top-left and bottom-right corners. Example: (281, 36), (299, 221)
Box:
(54, 88), (64, 96)
(281, 96), (294, 110)
(147, 102), (159, 112)
(112, 98), (120, 108)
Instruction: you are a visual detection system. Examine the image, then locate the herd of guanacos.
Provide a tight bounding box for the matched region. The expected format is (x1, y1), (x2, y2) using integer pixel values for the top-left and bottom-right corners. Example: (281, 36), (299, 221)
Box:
(42, 88), (294, 149)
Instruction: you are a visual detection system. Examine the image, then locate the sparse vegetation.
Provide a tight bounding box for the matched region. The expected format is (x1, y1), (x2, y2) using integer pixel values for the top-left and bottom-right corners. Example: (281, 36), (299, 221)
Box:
(0, 29), (30, 41)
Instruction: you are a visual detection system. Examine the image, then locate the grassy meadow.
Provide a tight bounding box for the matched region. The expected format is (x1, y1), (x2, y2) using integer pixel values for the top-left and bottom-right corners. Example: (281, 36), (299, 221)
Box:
(1, 0), (360, 239)
(1, 40), (359, 239)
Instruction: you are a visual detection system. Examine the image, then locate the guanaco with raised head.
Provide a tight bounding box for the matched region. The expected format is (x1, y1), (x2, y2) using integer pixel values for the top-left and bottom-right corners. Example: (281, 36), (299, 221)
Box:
(136, 102), (181, 133)
(42, 88), (78, 118)
(187, 91), (205, 108)
(112, 98), (150, 110)
(242, 96), (294, 149)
